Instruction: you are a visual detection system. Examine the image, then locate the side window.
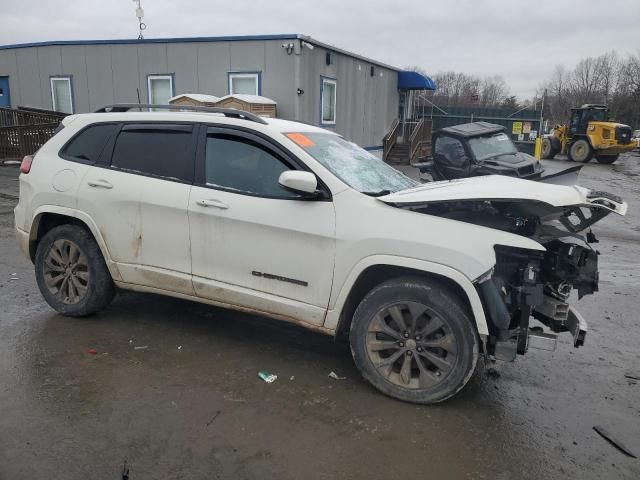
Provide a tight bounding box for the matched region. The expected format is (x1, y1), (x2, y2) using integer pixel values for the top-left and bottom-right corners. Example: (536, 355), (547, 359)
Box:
(434, 136), (468, 167)
(205, 134), (298, 198)
(110, 125), (194, 183)
(61, 124), (117, 163)
(228, 73), (260, 95)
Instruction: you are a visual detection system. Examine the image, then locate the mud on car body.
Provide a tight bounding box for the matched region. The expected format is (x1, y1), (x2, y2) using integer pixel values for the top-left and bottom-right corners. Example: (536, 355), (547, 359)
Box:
(14, 104), (628, 404)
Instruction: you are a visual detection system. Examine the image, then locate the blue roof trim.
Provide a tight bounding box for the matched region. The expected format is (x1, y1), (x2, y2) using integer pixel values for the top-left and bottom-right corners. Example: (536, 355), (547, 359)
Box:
(398, 71), (436, 91)
(0, 34), (300, 50)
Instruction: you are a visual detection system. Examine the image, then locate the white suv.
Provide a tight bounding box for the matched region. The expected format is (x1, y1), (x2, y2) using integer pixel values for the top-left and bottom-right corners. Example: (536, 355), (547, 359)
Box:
(14, 104), (627, 403)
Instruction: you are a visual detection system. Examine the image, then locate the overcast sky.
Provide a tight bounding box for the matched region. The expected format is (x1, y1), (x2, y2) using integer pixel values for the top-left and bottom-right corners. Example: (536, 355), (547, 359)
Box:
(1, 0), (638, 99)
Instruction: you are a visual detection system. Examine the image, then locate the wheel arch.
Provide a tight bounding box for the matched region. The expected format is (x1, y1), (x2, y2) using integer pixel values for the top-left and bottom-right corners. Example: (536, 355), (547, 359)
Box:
(27, 206), (121, 281)
(327, 256), (489, 340)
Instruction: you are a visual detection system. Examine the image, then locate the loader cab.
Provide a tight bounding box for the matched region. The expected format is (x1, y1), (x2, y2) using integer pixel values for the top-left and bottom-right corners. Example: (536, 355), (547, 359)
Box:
(569, 105), (609, 136)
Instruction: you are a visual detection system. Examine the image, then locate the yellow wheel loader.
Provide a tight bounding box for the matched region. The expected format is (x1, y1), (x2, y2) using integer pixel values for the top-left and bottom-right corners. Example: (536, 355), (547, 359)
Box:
(541, 104), (635, 164)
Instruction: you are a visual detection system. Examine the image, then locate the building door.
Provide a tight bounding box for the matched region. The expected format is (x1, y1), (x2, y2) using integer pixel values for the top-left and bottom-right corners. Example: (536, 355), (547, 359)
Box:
(0, 77), (10, 108)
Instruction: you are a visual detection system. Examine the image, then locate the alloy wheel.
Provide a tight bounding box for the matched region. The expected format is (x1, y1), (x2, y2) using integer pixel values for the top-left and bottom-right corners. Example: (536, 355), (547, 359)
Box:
(43, 239), (90, 305)
(365, 301), (457, 389)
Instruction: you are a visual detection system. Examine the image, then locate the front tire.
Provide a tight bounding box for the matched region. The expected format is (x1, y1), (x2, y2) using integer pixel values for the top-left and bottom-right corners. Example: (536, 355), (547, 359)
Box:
(595, 154), (618, 164)
(569, 139), (593, 163)
(35, 224), (115, 317)
(541, 137), (554, 159)
(349, 277), (479, 404)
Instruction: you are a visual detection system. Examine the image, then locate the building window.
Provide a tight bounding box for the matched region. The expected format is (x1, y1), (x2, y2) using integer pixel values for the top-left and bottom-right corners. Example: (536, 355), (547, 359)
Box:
(228, 73), (260, 95)
(321, 78), (336, 125)
(50, 77), (73, 114)
(147, 75), (174, 105)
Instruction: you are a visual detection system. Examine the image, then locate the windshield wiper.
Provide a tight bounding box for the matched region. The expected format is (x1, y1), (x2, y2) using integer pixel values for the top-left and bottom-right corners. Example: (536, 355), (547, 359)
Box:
(362, 189), (392, 197)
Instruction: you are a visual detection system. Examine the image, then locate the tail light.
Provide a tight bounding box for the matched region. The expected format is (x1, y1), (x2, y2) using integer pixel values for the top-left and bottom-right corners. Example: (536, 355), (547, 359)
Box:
(20, 155), (33, 174)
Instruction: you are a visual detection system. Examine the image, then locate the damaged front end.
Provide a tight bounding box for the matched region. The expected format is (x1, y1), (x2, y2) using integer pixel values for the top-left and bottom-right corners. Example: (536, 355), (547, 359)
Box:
(478, 242), (595, 360)
(378, 176), (627, 360)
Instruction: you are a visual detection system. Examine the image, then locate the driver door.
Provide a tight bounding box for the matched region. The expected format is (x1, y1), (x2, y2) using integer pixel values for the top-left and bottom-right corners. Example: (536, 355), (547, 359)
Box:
(433, 135), (471, 179)
(188, 126), (336, 327)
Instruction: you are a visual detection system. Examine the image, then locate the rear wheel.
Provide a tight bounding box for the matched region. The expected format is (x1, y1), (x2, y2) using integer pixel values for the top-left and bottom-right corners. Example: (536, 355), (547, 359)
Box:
(349, 277), (479, 404)
(595, 154), (618, 164)
(35, 224), (115, 317)
(569, 139), (593, 163)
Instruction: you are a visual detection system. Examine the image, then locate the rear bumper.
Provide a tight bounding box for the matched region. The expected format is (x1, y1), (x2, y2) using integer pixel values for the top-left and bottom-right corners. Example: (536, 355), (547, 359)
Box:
(15, 226), (31, 261)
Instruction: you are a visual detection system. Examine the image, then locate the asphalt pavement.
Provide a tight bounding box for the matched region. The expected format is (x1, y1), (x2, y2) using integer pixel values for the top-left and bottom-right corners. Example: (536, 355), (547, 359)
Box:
(1, 154), (639, 479)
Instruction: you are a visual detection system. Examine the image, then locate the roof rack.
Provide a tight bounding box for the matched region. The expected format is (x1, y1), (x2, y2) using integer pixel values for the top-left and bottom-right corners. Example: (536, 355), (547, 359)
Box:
(94, 104), (268, 125)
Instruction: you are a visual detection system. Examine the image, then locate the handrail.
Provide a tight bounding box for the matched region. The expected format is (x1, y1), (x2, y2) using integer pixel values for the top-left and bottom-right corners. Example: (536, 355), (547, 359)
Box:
(408, 118), (432, 165)
(383, 118), (400, 162)
(94, 104), (268, 125)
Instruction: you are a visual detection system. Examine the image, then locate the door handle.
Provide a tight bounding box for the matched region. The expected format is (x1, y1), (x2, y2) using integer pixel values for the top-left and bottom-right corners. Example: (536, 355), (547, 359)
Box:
(87, 179), (113, 189)
(196, 199), (229, 209)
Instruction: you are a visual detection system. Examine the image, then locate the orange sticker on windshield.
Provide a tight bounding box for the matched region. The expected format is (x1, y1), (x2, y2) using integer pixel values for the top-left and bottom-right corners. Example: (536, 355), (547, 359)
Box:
(286, 133), (315, 147)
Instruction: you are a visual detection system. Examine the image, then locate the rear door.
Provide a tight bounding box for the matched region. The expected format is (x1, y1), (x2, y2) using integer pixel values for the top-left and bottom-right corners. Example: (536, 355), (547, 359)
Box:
(188, 127), (336, 326)
(76, 123), (196, 294)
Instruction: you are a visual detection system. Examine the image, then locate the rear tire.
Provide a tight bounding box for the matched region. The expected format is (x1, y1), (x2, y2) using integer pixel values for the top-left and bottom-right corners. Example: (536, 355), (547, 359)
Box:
(595, 154), (618, 164)
(35, 224), (115, 317)
(569, 139), (593, 163)
(349, 277), (479, 404)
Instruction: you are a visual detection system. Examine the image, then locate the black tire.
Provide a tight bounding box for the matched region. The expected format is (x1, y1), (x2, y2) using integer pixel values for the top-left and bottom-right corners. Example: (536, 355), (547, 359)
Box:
(541, 137), (554, 159)
(35, 224), (115, 317)
(569, 139), (593, 163)
(595, 154), (618, 164)
(349, 277), (479, 404)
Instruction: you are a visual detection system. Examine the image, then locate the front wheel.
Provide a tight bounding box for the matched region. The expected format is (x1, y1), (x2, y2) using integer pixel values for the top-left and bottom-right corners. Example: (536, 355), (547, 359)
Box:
(541, 137), (555, 159)
(35, 224), (115, 317)
(569, 139), (593, 163)
(349, 277), (479, 404)
(595, 154), (618, 164)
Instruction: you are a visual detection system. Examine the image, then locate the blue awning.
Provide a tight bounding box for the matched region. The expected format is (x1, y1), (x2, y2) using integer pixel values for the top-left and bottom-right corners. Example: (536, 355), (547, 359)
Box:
(398, 71), (436, 90)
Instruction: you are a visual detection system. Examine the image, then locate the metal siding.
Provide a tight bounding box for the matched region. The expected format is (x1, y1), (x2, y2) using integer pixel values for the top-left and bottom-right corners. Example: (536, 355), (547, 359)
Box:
(16, 48), (44, 108)
(85, 44), (115, 111)
(137, 44), (169, 102)
(60, 45), (89, 113)
(196, 42), (230, 96)
(298, 46), (398, 147)
(37, 46), (64, 110)
(229, 40), (264, 73)
(111, 44), (140, 104)
(0, 39), (399, 146)
(263, 41), (296, 119)
(167, 43), (198, 95)
(0, 50), (20, 106)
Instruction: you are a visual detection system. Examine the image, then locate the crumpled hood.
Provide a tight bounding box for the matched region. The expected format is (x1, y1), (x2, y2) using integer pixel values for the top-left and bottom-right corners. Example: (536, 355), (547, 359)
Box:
(378, 175), (627, 215)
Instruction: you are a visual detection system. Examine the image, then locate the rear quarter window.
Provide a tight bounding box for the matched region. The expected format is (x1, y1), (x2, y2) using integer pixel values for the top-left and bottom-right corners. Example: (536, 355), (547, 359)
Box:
(61, 123), (117, 163)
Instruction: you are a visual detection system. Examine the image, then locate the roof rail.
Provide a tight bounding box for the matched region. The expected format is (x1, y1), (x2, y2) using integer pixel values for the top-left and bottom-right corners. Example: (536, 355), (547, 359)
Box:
(94, 104), (269, 125)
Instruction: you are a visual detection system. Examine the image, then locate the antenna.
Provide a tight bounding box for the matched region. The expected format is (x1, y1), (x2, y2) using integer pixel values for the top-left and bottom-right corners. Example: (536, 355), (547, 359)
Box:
(132, 0), (146, 40)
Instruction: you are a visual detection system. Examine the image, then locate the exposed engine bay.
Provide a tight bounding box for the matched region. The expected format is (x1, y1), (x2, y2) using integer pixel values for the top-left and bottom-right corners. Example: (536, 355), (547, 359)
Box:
(403, 196), (619, 360)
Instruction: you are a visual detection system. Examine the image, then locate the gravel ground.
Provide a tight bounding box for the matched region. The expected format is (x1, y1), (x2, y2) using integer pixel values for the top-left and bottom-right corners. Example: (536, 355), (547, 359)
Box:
(1, 154), (639, 479)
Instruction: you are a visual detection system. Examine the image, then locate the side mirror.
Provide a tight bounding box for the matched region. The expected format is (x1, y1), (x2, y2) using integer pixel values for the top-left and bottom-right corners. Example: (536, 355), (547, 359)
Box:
(279, 170), (318, 195)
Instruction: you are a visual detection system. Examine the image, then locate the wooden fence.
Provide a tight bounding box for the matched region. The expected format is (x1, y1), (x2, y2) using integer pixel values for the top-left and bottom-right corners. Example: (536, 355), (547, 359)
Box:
(0, 107), (66, 160)
(0, 123), (60, 160)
